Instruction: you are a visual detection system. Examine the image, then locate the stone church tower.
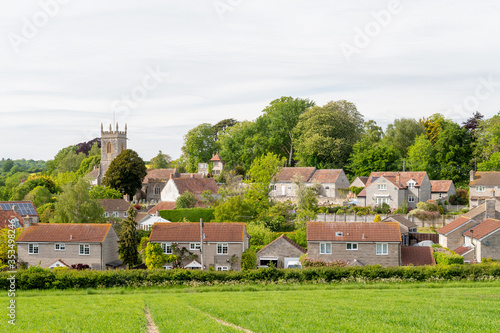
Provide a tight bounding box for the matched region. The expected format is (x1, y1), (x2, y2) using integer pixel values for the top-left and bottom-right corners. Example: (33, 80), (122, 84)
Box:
(99, 123), (127, 184)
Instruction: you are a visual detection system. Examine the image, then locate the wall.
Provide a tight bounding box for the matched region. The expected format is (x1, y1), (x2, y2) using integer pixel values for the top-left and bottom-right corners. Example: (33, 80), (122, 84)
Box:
(313, 213), (456, 227)
(257, 238), (305, 268)
(480, 230), (500, 261)
(18, 243), (103, 269)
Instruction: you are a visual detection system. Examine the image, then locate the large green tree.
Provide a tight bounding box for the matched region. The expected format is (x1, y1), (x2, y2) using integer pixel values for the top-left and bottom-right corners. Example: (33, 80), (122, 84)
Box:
(383, 118), (425, 158)
(103, 149), (147, 198)
(181, 123), (217, 173)
(52, 178), (105, 223)
(118, 206), (141, 268)
(149, 150), (172, 169)
(294, 100), (364, 169)
(406, 134), (438, 178)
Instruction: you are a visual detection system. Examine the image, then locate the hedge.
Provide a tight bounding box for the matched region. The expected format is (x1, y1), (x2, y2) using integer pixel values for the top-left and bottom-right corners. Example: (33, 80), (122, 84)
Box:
(159, 208), (215, 222)
(433, 252), (464, 265)
(1, 264), (500, 290)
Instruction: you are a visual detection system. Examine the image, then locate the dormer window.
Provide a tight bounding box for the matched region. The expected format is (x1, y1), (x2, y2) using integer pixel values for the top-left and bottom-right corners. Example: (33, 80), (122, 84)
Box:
(335, 232), (343, 237)
(407, 180), (416, 189)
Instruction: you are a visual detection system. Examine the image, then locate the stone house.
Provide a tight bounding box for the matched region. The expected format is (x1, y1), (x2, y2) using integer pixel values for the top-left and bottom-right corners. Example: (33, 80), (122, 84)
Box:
(149, 222), (250, 271)
(462, 218), (500, 262)
(17, 223), (119, 270)
(350, 176), (368, 188)
(436, 216), (479, 251)
(256, 234), (306, 268)
(270, 167), (350, 205)
(469, 171), (500, 208)
(454, 245), (474, 263)
(136, 168), (179, 204)
(160, 177), (219, 203)
(98, 199), (133, 221)
(0, 201), (39, 224)
(382, 215), (417, 246)
(430, 180), (456, 201)
(198, 153), (224, 177)
(307, 222), (402, 267)
(357, 172), (432, 210)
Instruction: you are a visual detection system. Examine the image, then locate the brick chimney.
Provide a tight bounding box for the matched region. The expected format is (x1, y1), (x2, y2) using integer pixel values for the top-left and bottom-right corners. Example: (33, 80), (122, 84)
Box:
(24, 215), (32, 228)
(470, 170), (475, 181)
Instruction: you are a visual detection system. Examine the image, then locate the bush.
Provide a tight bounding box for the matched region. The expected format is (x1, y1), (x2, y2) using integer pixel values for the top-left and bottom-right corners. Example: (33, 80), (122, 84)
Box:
(241, 248), (257, 270)
(159, 208), (215, 222)
(433, 252), (464, 265)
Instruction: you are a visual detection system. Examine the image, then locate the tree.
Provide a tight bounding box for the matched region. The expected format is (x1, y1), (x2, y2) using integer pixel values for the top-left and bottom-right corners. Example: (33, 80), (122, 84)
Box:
(473, 112), (500, 165)
(463, 111), (484, 134)
(24, 186), (53, 208)
(145, 242), (167, 269)
(406, 134), (438, 179)
(383, 118), (425, 158)
(213, 118), (237, 141)
(119, 206), (141, 268)
(1, 159), (14, 173)
(176, 191), (198, 209)
(348, 136), (401, 177)
(181, 123), (216, 173)
(149, 150), (172, 169)
(52, 178), (105, 223)
(294, 176), (320, 227)
(0, 227), (23, 263)
(103, 149), (147, 198)
(89, 185), (122, 199)
(294, 100), (364, 169)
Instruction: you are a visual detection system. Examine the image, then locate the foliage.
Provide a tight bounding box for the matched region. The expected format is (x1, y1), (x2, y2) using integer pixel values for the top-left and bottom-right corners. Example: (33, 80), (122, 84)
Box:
(384, 118), (425, 158)
(52, 178), (105, 223)
(294, 177), (320, 226)
(241, 248), (257, 270)
(37, 203), (55, 223)
(300, 254), (348, 268)
(103, 149), (147, 198)
(374, 203), (391, 214)
(433, 252), (464, 265)
(181, 123), (217, 173)
(406, 134), (438, 179)
(119, 206), (141, 268)
(145, 242), (168, 269)
(0, 227), (22, 263)
(449, 189), (469, 205)
(76, 154), (101, 176)
(149, 150), (172, 169)
(246, 223), (278, 247)
(76, 138), (101, 156)
(201, 190), (217, 208)
(175, 191), (198, 209)
(89, 185), (123, 199)
(213, 195), (254, 222)
(349, 186), (364, 196)
(24, 185), (54, 208)
(159, 208), (215, 222)
(374, 215), (381, 222)
(70, 264), (91, 270)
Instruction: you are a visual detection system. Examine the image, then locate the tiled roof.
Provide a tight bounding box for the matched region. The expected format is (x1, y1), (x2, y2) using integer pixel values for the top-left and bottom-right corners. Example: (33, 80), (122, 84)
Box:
(454, 245), (473, 256)
(352, 176), (369, 186)
(135, 212), (149, 223)
(0, 211), (24, 229)
(173, 178), (219, 195)
(178, 173), (204, 179)
(463, 218), (500, 240)
(430, 180), (453, 193)
(365, 172), (427, 188)
(148, 202), (176, 215)
(274, 167), (316, 182)
(436, 216), (475, 235)
(86, 168), (99, 179)
(309, 169), (343, 183)
(401, 246), (436, 266)
(17, 224), (113, 243)
(382, 215), (417, 231)
(257, 234), (306, 254)
(143, 169), (177, 183)
(97, 199), (132, 212)
(307, 222), (401, 242)
(462, 205), (485, 219)
(210, 153), (222, 162)
(357, 188), (366, 197)
(149, 222), (247, 242)
(469, 172), (500, 186)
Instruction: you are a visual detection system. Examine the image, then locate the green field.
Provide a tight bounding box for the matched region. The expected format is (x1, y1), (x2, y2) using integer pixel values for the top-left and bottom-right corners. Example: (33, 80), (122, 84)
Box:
(2, 281), (500, 332)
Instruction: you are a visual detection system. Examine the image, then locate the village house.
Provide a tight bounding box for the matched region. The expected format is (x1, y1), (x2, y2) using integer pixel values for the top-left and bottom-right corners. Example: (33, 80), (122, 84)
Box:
(17, 223), (119, 270)
(382, 215), (417, 246)
(137, 214), (171, 231)
(97, 199), (133, 221)
(0, 201), (39, 224)
(147, 201), (176, 215)
(160, 177), (219, 203)
(430, 180), (456, 201)
(198, 153), (224, 177)
(350, 176), (368, 188)
(256, 234), (306, 268)
(357, 172), (432, 210)
(270, 167), (350, 205)
(462, 219), (500, 263)
(469, 171), (500, 208)
(307, 222), (401, 267)
(149, 222), (250, 271)
(436, 216), (479, 251)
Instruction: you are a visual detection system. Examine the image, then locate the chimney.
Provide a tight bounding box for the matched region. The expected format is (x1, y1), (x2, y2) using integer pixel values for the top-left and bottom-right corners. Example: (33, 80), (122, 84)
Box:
(470, 170), (475, 181)
(24, 215), (31, 228)
(191, 173), (194, 178)
(485, 198), (496, 219)
(12, 205), (17, 213)
(169, 173), (173, 179)
(123, 194), (130, 202)
(156, 210), (159, 216)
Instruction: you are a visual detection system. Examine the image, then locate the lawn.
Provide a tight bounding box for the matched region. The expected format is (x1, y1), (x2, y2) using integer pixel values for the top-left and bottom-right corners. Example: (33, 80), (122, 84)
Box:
(2, 281), (500, 332)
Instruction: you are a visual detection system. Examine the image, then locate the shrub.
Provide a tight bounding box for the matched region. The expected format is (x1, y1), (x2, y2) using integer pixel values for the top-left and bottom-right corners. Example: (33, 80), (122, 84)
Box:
(433, 252), (464, 265)
(374, 215), (381, 222)
(241, 248), (257, 270)
(159, 208), (215, 222)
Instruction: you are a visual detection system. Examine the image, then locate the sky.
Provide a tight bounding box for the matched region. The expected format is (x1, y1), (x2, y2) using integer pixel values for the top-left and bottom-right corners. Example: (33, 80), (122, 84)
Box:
(1, 0), (500, 161)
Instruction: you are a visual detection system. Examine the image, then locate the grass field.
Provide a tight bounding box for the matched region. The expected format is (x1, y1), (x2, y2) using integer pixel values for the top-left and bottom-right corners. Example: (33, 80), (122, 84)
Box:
(2, 281), (500, 332)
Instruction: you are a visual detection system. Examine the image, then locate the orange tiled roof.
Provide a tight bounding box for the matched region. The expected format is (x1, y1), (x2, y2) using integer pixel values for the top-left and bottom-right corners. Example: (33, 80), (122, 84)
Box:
(401, 246), (436, 266)
(454, 245), (473, 256)
(143, 169), (177, 183)
(365, 172), (427, 188)
(469, 172), (500, 186)
(436, 216), (476, 235)
(430, 180), (453, 193)
(309, 169), (343, 183)
(210, 153), (222, 162)
(307, 222), (401, 242)
(173, 178), (219, 195)
(0, 211), (24, 229)
(257, 234), (306, 254)
(463, 218), (500, 239)
(17, 223), (113, 243)
(149, 222), (246, 242)
(274, 167), (316, 182)
(148, 202), (176, 215)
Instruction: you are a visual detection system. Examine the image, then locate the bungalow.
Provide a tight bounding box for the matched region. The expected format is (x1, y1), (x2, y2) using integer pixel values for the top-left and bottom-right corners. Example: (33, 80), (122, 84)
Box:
(307, 222), (401, 267)
(469, 171), (500, 208)
(256, 234), (306, 268)
(430, 180), (456, 202)
(149, 222), (250, 271)
(462, 218), (500, 262)
(17, 223), (119, 270)
(357, 172), (431, 210)
(436, 216), (479, 251)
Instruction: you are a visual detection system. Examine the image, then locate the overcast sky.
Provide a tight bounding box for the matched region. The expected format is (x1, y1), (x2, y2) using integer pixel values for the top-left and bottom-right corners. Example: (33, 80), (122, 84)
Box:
(1, 0), (500, 161)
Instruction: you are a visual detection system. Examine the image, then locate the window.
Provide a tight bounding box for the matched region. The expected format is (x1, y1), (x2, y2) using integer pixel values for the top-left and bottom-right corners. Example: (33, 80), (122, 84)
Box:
(124, 211), (128, 217)
(408, 196), (415, 202)
(407, 181), (415, 189)
(217, 266), (229, 271)
(376, 197), (389, 206)
(161, 242), (172, 254)
(79, 244), (90, 255)
(54, 243), (66, 251)
(190, 242), (201, 251)
(270, 185), (276, 191)
(335, 232), (343, 237)
(28, 243), (39, 254)
(320, 242), (332, 254)
(476, 186), (486, 192)
(346, 243), (358, 250)
(154, 185), (161, 195)
(106, 142), (112, 153)
(164, 265), (173, 270)
(377, 184), (387, 190)
(376, 243), (388, 255)
(438, 193), (443, 198)
(217, 243), (228, 255)
(113, 211), (119, 218)
(104, 212), (109, 217)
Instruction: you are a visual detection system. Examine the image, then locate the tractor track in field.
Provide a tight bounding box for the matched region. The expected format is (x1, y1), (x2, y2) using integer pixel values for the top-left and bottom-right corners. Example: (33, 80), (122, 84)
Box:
(186, 305), (255, 332)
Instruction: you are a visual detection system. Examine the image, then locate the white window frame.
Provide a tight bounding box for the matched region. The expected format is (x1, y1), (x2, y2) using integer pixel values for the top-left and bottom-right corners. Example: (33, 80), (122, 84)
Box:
(164, 265), (173, 270)
(189, 242), (201, 251)
(407, 181), (415, 189)
(161, 242), (172, 254)
(104, 212), (109, 217)
(54, 243), (66, 251)
(476, 186), (485, 192)
(377, 184), (387, 190)
(217, 243), (228, 255)
(346, 243), (358, 251)
(408, 195), (415, 203)
(79, 244), (90, 255)
(320, 242), (332, 254)
(376, 197), (389, 206)
(376, 243), (388, 255)
(216, 266), (229, 271)
(28, 243), (39, 254)
(112, 211), (119, 218)
(335, 232), (343, 237)
(124, 211), (128, 217)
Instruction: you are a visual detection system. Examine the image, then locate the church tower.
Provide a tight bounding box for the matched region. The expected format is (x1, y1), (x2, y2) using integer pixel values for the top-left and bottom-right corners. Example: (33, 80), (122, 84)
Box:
(99, 123), (127, 183)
